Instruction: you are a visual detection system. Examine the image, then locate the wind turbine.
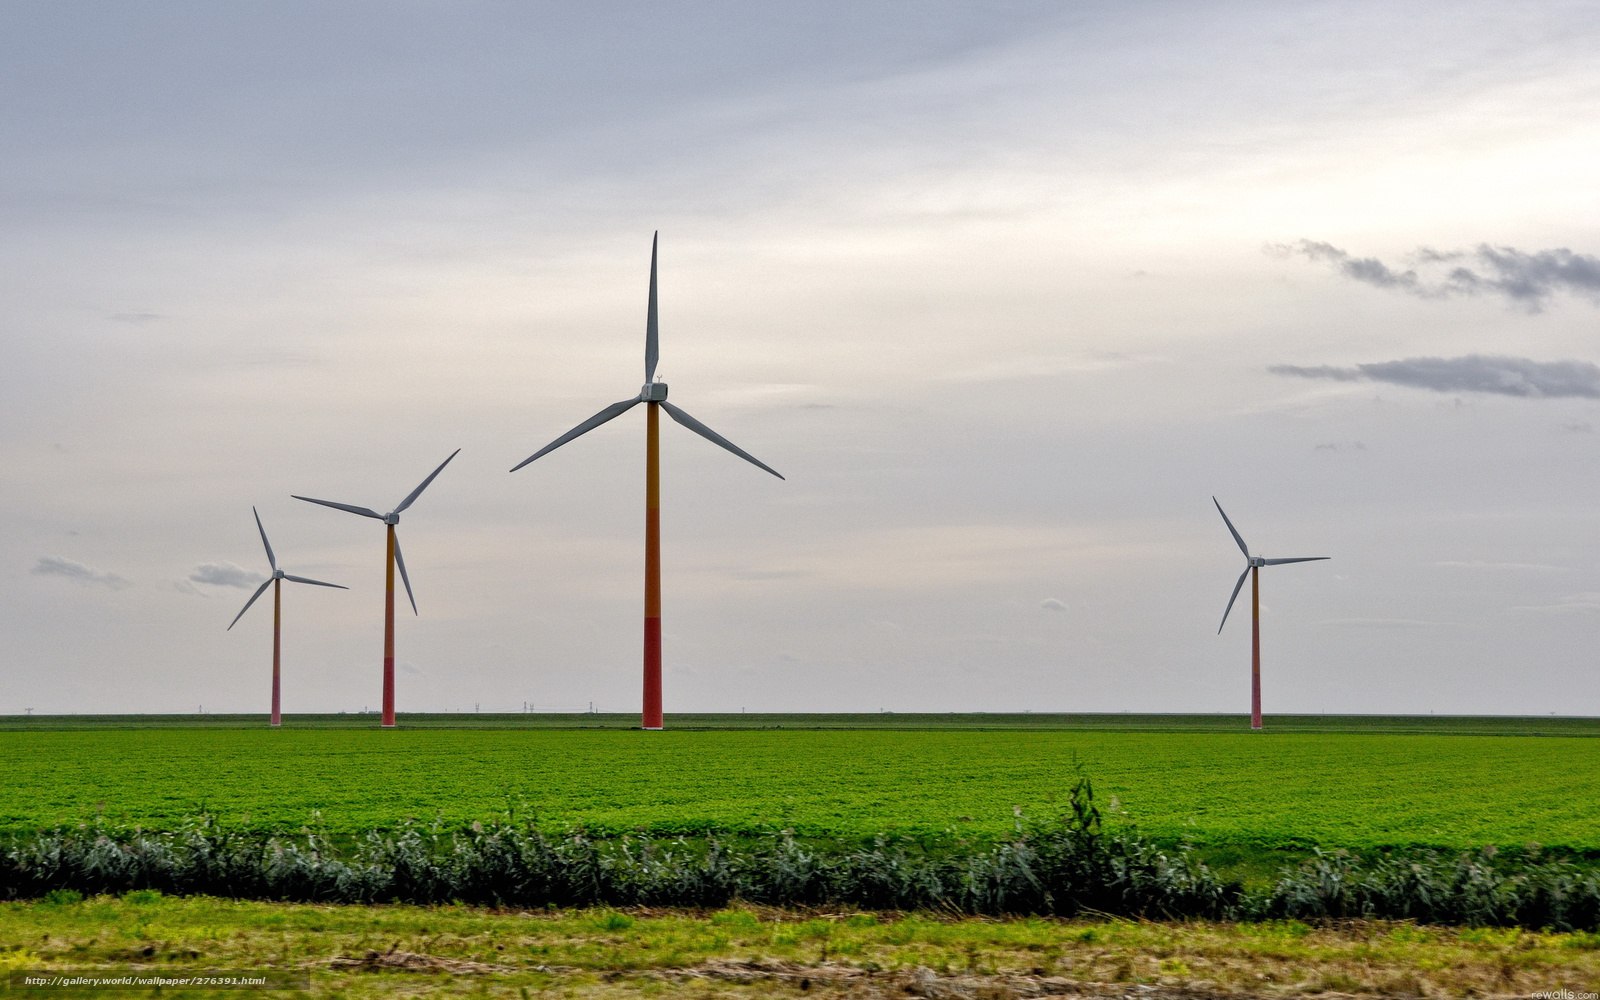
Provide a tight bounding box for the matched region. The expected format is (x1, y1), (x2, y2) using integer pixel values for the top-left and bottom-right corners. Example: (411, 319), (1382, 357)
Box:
(227, 507), (347, 727)
(293, 449), (459, 728)
(511, 233), (783, 731)
(1213, 497), (1329, 731)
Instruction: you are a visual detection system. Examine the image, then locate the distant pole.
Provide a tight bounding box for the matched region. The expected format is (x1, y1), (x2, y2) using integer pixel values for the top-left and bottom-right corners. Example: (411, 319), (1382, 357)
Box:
(1250, 566), (1262, 731)
(643, 400), (664, 730)
(271, 578), (283, 727)
(382, 524), (397, 728)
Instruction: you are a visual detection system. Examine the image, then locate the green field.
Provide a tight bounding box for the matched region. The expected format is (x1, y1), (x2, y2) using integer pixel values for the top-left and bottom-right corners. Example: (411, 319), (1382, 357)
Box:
(2, 714), (1597, 868)
(6, 714), (1600, 991)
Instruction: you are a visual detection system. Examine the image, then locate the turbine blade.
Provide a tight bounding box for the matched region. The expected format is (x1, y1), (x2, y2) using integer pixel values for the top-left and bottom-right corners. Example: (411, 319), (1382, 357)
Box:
(293, 496), (384, 519)
(510, 398), (641, 472)
(645, 231), (659, 383)
(660, 401), (784, 479)
(227, 579), (273, 631)
(252, 506), (277, 573)
(282, 574), (349, 590)
(1261, 556), (1330, 566)
(1213, 497), (1249, 557)
(393, 448), (460, 514)
(1218, 567), (1250, 634)
(393, 532), (418, 616)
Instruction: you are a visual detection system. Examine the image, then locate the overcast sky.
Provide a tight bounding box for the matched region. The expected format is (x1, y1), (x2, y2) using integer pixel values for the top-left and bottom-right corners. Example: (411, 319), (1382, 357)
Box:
(4, 1), (1596, 718)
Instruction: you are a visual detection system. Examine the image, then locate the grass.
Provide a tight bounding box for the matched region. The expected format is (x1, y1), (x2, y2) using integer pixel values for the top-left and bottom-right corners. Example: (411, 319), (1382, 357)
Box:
(3, 894), (1597, 997)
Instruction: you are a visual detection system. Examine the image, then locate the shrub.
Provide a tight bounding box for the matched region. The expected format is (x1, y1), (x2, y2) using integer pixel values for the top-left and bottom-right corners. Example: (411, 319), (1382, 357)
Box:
(2, 778), (1595, 930)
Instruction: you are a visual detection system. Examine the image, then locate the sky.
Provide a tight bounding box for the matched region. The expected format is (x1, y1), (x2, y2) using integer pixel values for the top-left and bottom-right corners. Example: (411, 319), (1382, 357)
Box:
(3, 1), (1596, 718)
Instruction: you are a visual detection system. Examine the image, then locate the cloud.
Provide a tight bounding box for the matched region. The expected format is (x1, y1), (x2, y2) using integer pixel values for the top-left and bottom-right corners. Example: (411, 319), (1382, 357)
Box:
(109, 312), (163, 324)
(1272, 240), (1427, 293)
(1270, 240), (1600, 312)
(1316, 617), (1457, 629)
(730, 568), (810, 581)
(1509, 592), (1600, 616)
(1435, 560), (1571, 573)
(938, 352), (1166, 385)
(1270, 355), (1600, 399)
(189, 562), (267, 589)
(32, 556), (133, 590)
(1040, 598), (1067, 612)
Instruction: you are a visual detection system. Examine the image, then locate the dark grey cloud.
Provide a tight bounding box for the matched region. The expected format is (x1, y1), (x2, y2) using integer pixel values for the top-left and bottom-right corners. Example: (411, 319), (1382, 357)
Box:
(1276, 240), (1427, 293)
(32, 556), (133, 590)
(1270, 355), (1600, 399)
(189, 563), (264, 590)
(1270, 240), (1600, 312)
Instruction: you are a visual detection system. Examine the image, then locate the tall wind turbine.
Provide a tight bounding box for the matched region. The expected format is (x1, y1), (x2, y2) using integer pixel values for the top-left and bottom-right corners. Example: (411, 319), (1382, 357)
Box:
(1213, 497), (1329, 730)
(227, 507), (347, 727)
(511, 233), (783, 731)
(293, 449), (459, 728)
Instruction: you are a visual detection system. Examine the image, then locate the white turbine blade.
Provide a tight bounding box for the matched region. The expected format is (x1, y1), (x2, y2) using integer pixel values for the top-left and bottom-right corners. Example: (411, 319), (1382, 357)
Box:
(393, 448), (460, 515)
(645, 231), (660, 383)
(660, 401), (784, 479)
(293, 495), (384, 519)
(1218, 567), (1250, 634)
(1262, 556), (1330, 566)
(227, 579), (273, 631)
(510, 398), (641, 472)
(282, 574), (349, 590)
(1213, 497), (1250, 557)
(393, 532), (418, 616)
(252, 506), (277, 573)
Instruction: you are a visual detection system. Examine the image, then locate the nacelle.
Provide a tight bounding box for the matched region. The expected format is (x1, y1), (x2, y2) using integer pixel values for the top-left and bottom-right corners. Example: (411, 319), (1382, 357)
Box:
(640, 381), (669, 402)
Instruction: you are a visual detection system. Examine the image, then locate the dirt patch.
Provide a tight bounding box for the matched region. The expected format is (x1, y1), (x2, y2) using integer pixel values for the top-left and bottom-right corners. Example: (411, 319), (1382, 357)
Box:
(327, 942), (535, 975)
(662, 959), (1249, 998)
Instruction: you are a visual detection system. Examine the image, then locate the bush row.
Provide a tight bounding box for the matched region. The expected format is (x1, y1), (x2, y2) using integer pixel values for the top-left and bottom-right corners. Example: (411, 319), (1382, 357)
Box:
(4, 776), (1597, 930)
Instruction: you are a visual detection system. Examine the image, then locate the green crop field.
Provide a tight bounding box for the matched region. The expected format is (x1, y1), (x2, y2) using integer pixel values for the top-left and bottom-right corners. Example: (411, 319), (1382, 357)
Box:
(2, 715), (1597, 869)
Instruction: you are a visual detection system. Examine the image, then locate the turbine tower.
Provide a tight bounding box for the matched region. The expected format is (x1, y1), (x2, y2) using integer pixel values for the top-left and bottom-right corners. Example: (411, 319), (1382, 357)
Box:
(227, 507), (347, 727)
(1213, 497), (1328, 731)
(293, 449), (459, 728)
(511, 233), (783, 731)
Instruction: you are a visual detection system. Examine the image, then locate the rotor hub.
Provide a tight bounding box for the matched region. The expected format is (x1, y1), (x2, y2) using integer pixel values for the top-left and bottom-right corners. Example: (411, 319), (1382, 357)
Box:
(640, 381), (668, 402)
(1248, 556), (1266, 568)
(384, 513), (400, 525)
